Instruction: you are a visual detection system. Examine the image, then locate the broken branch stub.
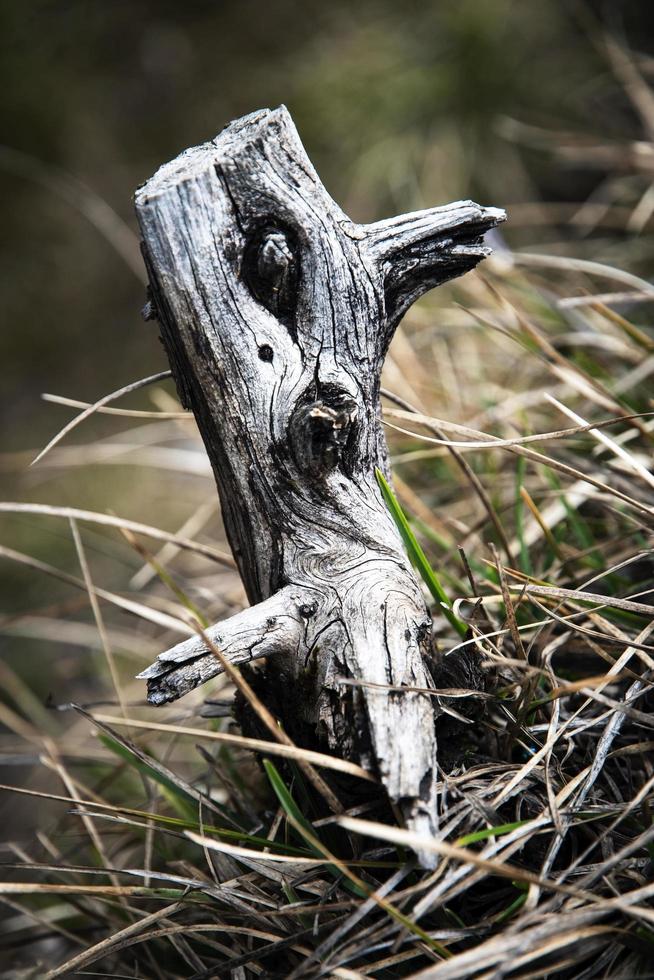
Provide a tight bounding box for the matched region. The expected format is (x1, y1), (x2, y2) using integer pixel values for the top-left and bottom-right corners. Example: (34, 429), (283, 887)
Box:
(135, 106), (504, 842)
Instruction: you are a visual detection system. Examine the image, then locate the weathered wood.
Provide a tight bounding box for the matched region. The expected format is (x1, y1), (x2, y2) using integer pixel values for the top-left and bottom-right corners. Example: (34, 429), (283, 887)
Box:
(135, 106), (504, 847)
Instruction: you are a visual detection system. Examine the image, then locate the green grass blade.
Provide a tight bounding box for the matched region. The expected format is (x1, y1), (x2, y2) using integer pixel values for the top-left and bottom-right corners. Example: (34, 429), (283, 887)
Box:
(263, 760), (367, 898)
(263, 759), (319, 847)
(495, 891), (527, 922)
(376, 468), (467, 637)
(455, 819), (531, 846)
(99, 734), (199, 821)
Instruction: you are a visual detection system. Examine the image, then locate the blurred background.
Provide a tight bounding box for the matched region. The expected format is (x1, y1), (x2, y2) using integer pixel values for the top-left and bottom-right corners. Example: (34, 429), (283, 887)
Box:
(2, 0), (652, 451)
(1, 0), (653, 854)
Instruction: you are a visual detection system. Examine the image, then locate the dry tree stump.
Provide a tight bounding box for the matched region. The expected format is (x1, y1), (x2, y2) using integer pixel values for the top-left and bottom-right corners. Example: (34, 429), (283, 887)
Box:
(135, 106), (504, 843)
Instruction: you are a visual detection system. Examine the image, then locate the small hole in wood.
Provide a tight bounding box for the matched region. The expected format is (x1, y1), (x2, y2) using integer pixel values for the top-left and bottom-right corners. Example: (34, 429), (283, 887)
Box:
(258, 344), (274, 362)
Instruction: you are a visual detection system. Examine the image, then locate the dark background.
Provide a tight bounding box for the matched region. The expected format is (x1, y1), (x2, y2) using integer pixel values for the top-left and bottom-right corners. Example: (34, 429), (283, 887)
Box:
(2, 0), (651, 448)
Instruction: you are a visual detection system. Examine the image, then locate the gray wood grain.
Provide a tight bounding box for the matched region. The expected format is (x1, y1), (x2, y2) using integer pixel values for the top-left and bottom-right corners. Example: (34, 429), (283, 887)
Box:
(135, 106), (504, 845)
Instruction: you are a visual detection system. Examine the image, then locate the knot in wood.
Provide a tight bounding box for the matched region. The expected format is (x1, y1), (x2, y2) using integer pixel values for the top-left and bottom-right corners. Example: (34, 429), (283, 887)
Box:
(289, 386), (358, 479)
